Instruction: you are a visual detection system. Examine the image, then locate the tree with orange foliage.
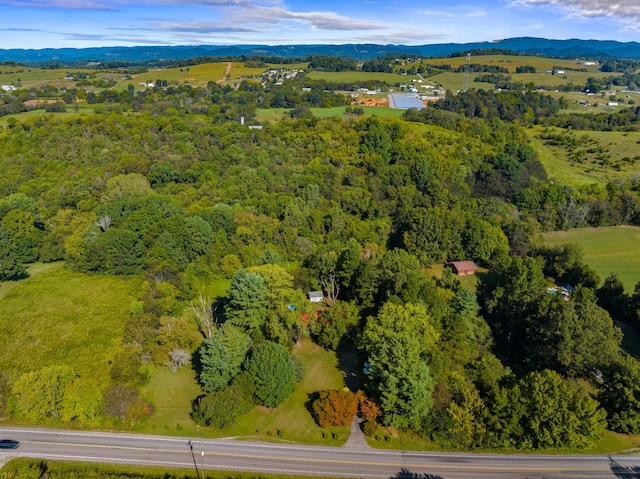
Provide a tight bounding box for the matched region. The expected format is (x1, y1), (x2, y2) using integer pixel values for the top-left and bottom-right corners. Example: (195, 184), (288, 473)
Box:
(312, 389), (358, 427)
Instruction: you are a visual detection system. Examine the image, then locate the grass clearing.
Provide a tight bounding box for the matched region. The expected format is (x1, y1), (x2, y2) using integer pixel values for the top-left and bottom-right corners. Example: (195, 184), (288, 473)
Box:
(142, 339), (346, 445)
(0, 261), (62, 299)
(527, 125), (640, 185)
(428, 263), (486, 293)
(255, 106), (404, 123)
(0, 266), (139, 377)
(144, 366), (202, 434)
(542, 225), (640, 292)
(225, 339), (347, 445)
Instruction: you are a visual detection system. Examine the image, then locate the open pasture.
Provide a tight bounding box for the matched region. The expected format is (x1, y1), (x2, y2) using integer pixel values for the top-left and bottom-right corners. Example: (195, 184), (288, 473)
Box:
(428, 71), (493, 92)
(0, 265), (138, 377)
(527, 126), (640, 185)
(542, 225), (640, 292)
(418, 55), (603, 74)
(306, 70), (414, 84)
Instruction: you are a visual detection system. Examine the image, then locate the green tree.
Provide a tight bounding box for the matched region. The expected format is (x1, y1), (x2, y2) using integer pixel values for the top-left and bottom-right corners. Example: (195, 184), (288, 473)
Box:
(525, 288), (621, 377)
(477, 256), (548, 356)
(0, 209), (42, 262)
(597, 272), (630, 320)
(198, 323), (251, 392)
(310, 300), (359, 350)
(598, 354), (640, 434)
(192, 374), (254, 428)
(516, 369), (605, 449)
(226, 269), (269, 333)
(244, 341), (296, 408)
(360, 302), (439, 428)
(0, 229), (26, 280)
(101, 173), (153, 203)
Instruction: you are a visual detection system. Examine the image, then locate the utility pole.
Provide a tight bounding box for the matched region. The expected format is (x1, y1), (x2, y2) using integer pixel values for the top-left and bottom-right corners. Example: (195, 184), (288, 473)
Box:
(462, 52), (471, 92)
(201, 450), (205, 479)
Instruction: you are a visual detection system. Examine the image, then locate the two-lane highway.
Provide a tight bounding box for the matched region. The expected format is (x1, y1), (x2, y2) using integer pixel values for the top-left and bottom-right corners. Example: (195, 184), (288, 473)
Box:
(1, 427), (639, 478)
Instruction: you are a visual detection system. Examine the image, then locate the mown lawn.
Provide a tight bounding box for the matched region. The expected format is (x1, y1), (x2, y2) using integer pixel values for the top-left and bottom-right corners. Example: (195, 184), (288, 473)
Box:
(142, 339), (347, 445)
(229, 339), (347, 445)
(0, 266), (139, 377)
(542, 225), (640, 292)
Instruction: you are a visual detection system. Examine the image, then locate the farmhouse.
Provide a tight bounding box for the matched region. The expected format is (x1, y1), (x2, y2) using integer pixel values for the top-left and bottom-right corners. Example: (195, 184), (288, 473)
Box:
(447, 260), (478, 276)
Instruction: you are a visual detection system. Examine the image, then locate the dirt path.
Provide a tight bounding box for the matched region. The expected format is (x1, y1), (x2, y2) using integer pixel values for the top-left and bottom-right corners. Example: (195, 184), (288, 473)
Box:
(216, 62), (232, 84)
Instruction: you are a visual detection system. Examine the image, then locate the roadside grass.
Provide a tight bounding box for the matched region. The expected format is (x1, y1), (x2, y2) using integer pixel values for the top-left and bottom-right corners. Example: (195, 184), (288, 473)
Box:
(542, 225), (640, 292)
(143, 366), (202, 434)
(0, 266), (139, 377)
(0, 458), (338, 479)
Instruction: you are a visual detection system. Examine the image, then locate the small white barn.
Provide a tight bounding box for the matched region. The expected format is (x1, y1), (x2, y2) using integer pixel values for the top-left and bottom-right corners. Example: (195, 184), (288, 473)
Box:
(308, 291), (324, 303)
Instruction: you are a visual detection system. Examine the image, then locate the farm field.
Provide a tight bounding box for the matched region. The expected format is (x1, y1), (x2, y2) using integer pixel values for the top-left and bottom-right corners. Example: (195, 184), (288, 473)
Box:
(542, 225), (640, 292)
(418, 54), (604, 74)
(306, 70), (414, 84)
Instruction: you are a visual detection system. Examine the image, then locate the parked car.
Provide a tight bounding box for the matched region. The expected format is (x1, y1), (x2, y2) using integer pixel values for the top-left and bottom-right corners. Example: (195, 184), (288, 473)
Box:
(0, 439), (20, 449)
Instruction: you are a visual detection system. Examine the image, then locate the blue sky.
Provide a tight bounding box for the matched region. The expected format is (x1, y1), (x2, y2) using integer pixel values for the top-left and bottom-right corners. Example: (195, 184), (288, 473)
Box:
(1, 0), (639, 49)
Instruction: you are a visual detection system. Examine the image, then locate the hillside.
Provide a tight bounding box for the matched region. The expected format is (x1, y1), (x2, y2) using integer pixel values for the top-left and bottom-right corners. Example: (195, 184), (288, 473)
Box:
(3, 37), (640, 65)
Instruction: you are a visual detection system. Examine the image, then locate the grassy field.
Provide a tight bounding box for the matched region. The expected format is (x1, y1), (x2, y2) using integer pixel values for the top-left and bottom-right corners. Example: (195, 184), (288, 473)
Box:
(255, 106), (404, 123)
(306, 70), (415, 84)
(542, 225), (640, 292)
(143, 339), (346, 445)
(415, 55), (619, 92)
(527, 125), (640, 185)
(0, 266), (139, 377)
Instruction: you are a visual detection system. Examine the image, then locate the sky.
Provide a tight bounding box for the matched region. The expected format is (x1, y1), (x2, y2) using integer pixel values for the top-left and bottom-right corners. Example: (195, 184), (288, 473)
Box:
(1, 0), (640, 49)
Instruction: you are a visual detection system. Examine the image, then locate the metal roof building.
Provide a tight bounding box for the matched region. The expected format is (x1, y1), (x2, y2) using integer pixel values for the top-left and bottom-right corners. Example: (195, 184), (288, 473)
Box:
(388, 93), (425, 109)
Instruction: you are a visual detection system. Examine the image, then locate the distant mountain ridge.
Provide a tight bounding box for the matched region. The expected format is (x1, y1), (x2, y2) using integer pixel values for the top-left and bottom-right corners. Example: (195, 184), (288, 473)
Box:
(2, 37), (640, 65)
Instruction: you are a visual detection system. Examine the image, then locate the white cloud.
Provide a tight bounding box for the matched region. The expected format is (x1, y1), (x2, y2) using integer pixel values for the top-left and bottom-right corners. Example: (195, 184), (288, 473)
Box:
(155, 21), (258, 33)
(510, 0), (640, 22)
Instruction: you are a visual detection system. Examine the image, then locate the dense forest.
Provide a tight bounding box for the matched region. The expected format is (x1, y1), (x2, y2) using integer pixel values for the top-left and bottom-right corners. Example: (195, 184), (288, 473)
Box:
(1, 74), (640, 451)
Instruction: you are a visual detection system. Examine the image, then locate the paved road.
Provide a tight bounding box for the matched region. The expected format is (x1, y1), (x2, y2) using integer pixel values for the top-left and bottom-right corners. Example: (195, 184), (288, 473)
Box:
(1, 427), (639, 479)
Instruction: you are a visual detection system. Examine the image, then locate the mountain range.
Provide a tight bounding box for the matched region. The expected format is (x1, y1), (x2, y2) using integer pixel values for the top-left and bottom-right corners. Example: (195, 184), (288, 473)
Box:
(2, 37), (640, 65)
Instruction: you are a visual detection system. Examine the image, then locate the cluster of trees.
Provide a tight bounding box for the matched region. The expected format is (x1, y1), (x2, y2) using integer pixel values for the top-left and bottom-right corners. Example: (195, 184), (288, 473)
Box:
(2, 80), (640, 448)
(543, 106), (640, 131)
(454, 64), (509, 74)
(192, 264), (309, 427)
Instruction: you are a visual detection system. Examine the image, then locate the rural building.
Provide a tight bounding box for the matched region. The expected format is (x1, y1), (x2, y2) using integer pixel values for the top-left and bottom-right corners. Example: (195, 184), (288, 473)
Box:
(448, 261), (478, 276)
(308, 291), (324, 303)
(388, 93), (425, 109)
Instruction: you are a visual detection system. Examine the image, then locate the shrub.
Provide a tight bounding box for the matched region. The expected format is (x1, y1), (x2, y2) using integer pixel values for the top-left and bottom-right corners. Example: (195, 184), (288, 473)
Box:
(312, 389), (358, 427)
